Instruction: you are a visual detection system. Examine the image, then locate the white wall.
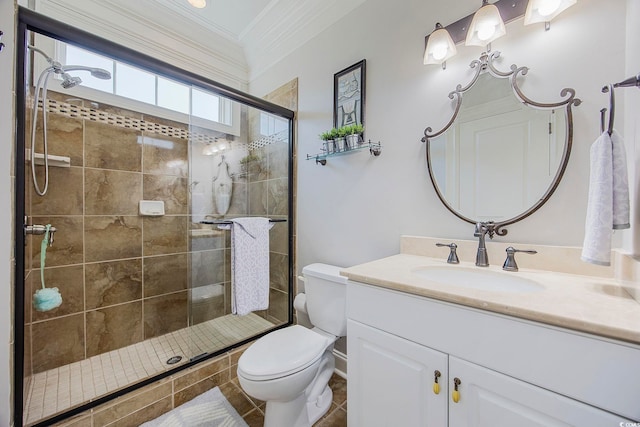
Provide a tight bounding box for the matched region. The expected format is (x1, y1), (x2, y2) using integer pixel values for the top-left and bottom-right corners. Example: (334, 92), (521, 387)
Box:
(0, 0), (16, 424)
(624, 0), (640, 255)
(250, 0), (635, 271)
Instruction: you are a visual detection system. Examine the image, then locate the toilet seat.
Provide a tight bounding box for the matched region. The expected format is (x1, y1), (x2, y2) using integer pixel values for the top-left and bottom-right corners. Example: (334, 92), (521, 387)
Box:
(238, 325), (330, 381)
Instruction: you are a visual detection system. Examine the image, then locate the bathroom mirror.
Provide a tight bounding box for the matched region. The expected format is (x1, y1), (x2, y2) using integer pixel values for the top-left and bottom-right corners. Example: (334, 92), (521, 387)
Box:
(422, 51), (581, 235)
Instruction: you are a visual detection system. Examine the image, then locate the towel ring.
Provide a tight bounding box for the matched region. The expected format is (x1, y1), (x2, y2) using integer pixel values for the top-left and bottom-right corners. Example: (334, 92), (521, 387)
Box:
(600, 84), (615, 136)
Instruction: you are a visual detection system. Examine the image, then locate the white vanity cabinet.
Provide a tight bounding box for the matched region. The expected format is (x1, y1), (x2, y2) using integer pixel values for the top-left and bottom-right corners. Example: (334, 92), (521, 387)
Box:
(347, 281), (639, 426)
(348, 320), (448, 426)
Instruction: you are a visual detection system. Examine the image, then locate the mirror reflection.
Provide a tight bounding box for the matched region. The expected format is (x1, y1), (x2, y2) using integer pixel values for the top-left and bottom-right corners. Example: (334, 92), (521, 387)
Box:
(423, 52), (580, 232)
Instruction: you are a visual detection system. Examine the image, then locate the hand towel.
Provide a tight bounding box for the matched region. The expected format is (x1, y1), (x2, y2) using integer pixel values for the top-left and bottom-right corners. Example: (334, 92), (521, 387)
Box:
(581, 131), (630, 266)
(611, 130), (630, 230)
(220, 218), (273, 315)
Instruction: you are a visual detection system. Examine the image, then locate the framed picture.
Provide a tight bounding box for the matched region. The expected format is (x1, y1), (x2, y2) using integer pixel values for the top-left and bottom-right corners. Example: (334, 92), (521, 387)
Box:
(334, 59), (366, 129)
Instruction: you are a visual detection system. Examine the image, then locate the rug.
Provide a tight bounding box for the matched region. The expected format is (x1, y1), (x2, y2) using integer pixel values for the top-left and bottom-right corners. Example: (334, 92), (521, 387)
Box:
(140, 386), (249, 427)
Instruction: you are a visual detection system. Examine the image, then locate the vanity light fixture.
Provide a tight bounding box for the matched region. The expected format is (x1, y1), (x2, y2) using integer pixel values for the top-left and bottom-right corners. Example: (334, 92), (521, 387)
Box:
(188, 0), (207, 8)
(202, 143), (218, 156)
(202, 138), (229, 156)
(423, 0), (527, 68)
(423, 0), (576, 68)
(465, 0), (507, 48)
(524, 0), (577, 30)
(423, 23), (457, 69)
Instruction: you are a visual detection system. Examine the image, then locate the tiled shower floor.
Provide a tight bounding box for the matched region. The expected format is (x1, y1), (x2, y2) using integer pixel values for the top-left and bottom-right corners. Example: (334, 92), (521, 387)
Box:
(24, 313), (275, 426)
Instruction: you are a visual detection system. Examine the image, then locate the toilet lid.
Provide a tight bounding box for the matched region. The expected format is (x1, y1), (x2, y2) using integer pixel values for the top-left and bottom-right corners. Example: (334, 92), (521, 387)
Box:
(238, 325), (330, 381)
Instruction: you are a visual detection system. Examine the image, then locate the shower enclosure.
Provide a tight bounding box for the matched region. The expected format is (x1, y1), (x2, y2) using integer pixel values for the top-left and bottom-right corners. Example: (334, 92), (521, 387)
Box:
(15, 9), (294, 427)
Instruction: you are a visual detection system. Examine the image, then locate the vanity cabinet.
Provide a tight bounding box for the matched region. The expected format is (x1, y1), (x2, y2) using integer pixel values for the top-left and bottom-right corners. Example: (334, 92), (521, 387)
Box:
(348, 320), (448, 426)
(347, 281), (639, 426)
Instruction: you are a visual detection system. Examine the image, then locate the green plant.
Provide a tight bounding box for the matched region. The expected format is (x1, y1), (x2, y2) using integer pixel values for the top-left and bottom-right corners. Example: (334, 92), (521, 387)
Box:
(329, 128), (340, 139)
(239, 152), (260, 165)
(319, 131), (333, 141)
(341, 123), (364, 135)
(337, 126), (349, 138)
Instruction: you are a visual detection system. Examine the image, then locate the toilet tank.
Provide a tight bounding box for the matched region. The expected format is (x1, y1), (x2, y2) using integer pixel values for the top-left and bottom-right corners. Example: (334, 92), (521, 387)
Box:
(302, 263), (348, 337)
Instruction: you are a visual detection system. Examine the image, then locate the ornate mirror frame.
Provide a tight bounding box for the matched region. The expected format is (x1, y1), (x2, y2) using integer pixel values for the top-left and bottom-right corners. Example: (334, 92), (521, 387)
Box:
(421, 51), (582, 236)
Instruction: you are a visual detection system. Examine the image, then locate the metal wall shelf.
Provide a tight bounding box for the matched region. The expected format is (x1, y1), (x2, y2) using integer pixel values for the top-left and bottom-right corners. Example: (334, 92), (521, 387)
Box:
(306, 140), (382, 165)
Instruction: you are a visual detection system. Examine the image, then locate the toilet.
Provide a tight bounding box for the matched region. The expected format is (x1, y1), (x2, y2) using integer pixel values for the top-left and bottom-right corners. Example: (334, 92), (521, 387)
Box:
(237, 263), (347, 427)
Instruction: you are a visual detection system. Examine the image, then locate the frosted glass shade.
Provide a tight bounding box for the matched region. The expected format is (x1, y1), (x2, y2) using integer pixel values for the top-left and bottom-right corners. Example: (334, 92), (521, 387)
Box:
(424, 24), (457, 65)
(465, 3), (506, 47)
(524, 0), (577, 25)
(188, 0), (207, 8)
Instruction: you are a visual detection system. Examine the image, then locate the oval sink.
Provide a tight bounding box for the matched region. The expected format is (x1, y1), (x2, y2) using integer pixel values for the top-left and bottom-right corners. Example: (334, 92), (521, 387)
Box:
(411, 266), (543, 293)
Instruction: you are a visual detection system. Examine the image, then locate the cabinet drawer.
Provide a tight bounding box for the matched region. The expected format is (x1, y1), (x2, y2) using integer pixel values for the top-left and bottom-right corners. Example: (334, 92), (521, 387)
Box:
(347, 281), (640, 420)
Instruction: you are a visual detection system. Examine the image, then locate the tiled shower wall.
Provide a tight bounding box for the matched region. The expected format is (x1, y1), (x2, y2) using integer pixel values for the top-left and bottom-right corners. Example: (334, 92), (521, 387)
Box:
(247, 78), (298, 318)
(43, 77), (300, 427)
(23, 90), (290, 380)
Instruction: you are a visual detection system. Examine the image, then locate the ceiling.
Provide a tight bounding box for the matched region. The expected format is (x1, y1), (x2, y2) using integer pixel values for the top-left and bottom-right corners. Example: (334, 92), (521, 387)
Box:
(26, 0), (367, 84)
(156, 0), (276, 42)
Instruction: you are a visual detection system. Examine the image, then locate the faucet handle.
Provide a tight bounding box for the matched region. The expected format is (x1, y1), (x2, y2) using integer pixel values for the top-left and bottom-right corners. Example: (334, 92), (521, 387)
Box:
(502, 246), (537, 271)
(436, 243), (460, 264)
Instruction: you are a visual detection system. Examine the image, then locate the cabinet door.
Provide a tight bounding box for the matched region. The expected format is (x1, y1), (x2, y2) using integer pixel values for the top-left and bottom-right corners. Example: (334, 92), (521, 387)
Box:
(347, 319), (448, 427)
(449, 357), (632, 427)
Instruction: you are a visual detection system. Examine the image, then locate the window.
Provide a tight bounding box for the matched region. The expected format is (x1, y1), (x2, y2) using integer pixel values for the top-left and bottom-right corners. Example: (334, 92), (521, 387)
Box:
(260, 112), (288, 137)
(54, 42), (236, 134)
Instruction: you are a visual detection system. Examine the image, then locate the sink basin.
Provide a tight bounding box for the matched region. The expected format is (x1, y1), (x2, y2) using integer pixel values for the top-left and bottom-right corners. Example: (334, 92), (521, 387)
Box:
(411, 266), (544, 293)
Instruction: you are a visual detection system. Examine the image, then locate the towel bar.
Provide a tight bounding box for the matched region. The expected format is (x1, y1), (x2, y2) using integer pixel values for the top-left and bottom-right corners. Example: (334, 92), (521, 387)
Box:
(200, 218), (287, 225)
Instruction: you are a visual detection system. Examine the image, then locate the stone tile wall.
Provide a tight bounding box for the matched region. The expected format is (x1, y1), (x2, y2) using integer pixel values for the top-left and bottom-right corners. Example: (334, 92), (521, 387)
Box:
(23, 86), (296, 374)
(21, 78), (296, 424)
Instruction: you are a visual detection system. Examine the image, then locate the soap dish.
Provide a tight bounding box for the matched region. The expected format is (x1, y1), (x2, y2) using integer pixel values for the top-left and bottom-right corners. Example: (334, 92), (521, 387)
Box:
(139, 200), (165, 216)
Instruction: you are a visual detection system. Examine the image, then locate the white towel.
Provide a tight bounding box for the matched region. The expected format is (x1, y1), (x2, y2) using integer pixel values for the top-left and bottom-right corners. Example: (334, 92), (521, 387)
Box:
(581, 131), (630, 266)
(220, 218), (272, 315)
(611, 130), (630, 230)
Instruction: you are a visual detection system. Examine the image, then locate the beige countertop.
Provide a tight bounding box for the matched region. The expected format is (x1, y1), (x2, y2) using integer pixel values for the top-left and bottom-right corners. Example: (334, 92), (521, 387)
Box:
(341, 253), (640, 344)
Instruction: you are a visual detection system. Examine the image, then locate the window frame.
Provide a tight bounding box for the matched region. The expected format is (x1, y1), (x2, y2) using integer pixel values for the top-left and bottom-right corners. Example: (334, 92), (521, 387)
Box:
(33, 35), (240, 136)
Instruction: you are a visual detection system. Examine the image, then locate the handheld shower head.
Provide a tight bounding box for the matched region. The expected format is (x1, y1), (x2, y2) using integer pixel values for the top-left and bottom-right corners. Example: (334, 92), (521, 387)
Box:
(60, 73), (82, 89)
(61, 65), (112, 80)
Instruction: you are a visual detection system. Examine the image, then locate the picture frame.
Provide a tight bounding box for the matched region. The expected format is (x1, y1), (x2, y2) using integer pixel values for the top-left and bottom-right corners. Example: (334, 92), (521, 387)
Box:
(334, 59), (366, 129)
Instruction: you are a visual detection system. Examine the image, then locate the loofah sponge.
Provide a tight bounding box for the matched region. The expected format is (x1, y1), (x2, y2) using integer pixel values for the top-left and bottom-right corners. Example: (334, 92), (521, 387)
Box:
(33, 287), (62, 312)
(33, 224), (63, 312)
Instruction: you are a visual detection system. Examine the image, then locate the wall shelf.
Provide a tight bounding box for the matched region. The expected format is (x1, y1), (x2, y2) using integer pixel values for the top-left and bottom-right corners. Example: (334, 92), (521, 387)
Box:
(306, 140), (382, 165)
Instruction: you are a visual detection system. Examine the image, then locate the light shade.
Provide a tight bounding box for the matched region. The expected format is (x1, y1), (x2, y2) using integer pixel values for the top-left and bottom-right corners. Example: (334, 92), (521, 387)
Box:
(465, 1), (507, 47)
(188, 0), (207, 8)
(424, 23), (457, 65)
(524, 0), (576, 25)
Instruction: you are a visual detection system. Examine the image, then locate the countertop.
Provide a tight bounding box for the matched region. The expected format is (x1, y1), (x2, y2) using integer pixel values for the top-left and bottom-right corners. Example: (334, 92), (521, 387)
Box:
(341, 254), (640, 344)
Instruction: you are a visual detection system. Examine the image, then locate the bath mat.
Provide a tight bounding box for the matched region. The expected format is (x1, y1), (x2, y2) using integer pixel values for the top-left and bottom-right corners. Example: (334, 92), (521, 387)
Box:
(140, 386), (249, 427)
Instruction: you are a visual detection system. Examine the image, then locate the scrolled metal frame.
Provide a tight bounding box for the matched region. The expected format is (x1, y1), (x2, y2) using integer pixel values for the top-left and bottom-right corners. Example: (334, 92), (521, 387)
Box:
(422, 51), (582, 236)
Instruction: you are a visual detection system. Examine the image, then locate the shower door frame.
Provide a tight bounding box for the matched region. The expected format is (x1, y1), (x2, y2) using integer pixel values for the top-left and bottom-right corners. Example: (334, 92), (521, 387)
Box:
(14, 7), (296, 427)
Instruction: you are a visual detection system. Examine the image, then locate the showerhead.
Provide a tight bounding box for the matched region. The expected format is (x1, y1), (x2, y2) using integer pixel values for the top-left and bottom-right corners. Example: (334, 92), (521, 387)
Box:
(62, 65), (112, 80)
(60, 72), (82, 89)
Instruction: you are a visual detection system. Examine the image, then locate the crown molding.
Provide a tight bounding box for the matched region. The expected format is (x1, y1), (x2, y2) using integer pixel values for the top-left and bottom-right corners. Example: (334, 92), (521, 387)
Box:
(34, 0), (249, 88)
(242, 0), (367, 81)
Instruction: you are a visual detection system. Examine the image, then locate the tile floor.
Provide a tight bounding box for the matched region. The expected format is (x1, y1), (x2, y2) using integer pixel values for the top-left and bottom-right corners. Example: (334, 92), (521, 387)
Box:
(219, 373), (348, 427)
(24, 313), (275, 426)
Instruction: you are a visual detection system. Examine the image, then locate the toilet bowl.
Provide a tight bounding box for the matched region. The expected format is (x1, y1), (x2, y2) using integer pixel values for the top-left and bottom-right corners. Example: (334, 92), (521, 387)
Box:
(237, 263), (347, 427)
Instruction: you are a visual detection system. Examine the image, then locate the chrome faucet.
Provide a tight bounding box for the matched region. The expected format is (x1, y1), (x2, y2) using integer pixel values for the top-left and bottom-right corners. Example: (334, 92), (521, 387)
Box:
(474, 222), (494, 267)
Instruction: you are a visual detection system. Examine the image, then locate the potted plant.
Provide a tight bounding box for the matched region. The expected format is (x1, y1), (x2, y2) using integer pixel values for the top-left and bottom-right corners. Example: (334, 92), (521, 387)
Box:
(344, 123), (364, 148)
(335, 126), (348, 152)
(319, 130), (336, 154)
(239, 152), (260, 173)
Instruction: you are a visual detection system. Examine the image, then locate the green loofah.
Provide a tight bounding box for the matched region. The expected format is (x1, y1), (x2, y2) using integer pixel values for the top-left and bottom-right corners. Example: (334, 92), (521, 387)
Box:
(33, 224), (63, 312)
